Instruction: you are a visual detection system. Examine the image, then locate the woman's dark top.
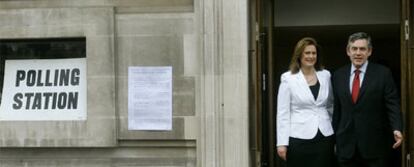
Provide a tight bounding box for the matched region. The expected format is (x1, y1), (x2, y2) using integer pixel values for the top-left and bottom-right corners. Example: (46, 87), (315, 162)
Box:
(309, 80), (320, 100)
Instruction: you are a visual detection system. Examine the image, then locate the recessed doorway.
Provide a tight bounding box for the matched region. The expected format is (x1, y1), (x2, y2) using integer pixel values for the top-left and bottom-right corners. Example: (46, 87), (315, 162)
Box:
(249, 0), (407, 167)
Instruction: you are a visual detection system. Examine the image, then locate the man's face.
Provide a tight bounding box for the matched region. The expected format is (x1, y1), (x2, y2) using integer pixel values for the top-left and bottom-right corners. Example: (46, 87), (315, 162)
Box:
(347, 39), (372, 68)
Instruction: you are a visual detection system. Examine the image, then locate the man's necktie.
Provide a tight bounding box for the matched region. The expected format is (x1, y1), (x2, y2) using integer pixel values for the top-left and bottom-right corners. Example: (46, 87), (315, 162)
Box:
(352, 70), (361, 104)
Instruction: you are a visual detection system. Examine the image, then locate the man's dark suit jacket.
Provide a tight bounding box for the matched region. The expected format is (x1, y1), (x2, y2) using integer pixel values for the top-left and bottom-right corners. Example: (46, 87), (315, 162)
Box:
(332, 62), (402, 159)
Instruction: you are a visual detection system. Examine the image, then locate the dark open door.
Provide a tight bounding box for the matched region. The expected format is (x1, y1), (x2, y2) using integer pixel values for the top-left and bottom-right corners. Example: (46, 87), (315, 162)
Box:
(402, 0), (413, 166)
(260, 0), (276, 167)
(248, 0), (265, 166)
(249, 0), (276, 166)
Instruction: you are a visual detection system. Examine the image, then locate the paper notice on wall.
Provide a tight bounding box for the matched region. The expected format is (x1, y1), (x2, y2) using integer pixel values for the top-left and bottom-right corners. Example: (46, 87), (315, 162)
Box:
(128, 66), (172, 131)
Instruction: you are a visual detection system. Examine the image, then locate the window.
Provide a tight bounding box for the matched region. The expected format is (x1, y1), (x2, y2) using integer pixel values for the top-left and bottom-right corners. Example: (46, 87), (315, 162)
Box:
(0, 37), (86, 103)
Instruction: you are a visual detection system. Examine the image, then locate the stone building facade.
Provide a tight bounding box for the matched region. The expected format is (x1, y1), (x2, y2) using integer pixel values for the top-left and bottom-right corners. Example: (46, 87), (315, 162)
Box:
(0, 0), (249, 167)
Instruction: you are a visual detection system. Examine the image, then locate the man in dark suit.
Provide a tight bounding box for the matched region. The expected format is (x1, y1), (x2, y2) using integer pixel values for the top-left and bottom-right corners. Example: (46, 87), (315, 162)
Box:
(332, 32), (403, 167)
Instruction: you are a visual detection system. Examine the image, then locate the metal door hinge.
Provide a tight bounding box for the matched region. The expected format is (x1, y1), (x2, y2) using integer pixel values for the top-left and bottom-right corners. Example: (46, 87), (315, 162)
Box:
(256, 151), (261, 167)
(405, 20), (410, 40)
(407, 153), (410, 167)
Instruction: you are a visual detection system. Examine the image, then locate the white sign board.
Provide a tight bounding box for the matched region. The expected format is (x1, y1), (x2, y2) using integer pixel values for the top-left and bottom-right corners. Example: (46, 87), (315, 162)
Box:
(128, 66), (172, 130)
(0, 58), (87, 121)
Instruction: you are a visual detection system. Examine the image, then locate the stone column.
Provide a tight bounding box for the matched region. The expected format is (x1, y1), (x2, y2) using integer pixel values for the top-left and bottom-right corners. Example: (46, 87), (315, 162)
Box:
(197, 0), (249, 166)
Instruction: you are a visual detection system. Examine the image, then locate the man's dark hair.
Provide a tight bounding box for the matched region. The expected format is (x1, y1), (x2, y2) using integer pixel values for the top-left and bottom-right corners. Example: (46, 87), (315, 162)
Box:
(347, 32), (372, 49)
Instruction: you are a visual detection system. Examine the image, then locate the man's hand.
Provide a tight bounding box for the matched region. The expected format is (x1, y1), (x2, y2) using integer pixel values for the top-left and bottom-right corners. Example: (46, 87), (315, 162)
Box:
(277, 146), (287, 161)
(392, 130), (403, 149)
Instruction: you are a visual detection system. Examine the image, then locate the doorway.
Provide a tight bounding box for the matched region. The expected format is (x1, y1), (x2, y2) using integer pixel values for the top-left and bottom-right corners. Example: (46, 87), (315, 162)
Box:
(249, 0), (408, 166)
(273, 25), (402, 167)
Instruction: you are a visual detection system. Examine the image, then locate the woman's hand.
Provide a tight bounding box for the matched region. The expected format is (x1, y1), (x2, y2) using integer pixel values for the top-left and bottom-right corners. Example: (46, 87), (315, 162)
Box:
(277, 146), (287, 161)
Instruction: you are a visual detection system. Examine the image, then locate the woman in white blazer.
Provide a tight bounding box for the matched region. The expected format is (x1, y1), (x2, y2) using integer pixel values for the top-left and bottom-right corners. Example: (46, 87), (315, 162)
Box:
(276, 37), (335, 167)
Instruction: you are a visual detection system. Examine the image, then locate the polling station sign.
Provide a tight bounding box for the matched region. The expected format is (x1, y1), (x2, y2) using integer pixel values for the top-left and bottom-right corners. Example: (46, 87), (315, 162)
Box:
(0, 58), (87, 121)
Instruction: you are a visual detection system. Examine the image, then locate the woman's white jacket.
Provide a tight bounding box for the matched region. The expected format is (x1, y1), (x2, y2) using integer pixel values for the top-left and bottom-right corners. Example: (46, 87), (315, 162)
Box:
(276, 69), (334, 146)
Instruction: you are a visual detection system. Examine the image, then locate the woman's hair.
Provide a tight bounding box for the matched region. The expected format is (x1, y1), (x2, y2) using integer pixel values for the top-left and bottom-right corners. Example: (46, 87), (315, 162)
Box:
(289, 37), (324, 74)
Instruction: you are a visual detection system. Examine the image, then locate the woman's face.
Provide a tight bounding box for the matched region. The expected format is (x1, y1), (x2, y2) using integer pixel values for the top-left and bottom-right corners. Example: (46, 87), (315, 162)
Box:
(300, 45), (317, 68)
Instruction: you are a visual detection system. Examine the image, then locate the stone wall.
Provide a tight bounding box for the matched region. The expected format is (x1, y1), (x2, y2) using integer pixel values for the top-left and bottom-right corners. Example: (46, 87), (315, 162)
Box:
(0, 0), (249, 166)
